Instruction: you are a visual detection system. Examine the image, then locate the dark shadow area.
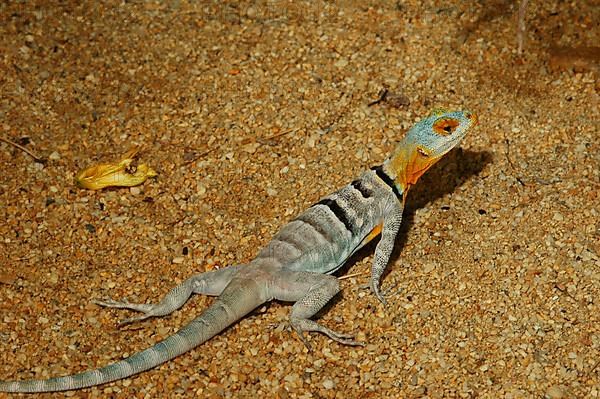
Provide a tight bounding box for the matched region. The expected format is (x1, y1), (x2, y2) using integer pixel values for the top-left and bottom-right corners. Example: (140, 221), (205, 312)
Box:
(456, 0), (514, 45)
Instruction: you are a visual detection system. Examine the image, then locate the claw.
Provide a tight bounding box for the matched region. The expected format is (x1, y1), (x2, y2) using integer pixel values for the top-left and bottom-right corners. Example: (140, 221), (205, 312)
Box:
(93, 297), (154, 313)
(325, 330), (364, 346)
(117, 314), (150, 327)
(376, 294), (388, 306)
(92, 298), (111, 307)
(336, 338), (365, 346)
(92, 297), (132, 308)
(93, 297), (156, 327)
(292, 327), (313, 352)
(290, 318), (363, 349)
(370, 281), (388, 306)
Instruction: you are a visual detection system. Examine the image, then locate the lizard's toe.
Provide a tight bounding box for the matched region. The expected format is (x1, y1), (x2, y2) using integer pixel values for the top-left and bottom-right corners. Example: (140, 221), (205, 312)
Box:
(336, 337), (365, 346)
(291, 318), (363, 347)
(371, 285), (389, 306)
(93, 298), (155, 314)
(118, 314), (151, 327)
(371, 278), (402, 306)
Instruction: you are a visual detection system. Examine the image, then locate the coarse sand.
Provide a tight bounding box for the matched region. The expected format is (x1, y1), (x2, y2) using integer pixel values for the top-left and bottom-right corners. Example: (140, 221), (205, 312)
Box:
(0, 1), (598, 398)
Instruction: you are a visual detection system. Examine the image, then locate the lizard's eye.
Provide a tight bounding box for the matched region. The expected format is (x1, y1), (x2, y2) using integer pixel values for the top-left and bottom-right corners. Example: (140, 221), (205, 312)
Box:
(433, 118), (460, 136)
(417, 147), (430, 157)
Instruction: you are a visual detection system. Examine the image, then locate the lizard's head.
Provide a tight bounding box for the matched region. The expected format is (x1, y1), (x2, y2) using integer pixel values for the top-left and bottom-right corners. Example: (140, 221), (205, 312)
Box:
(389, 109), (477, 188)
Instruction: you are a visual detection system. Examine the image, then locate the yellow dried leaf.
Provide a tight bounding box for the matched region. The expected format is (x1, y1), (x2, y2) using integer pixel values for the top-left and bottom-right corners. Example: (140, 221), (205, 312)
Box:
(75, 149), (157, 190)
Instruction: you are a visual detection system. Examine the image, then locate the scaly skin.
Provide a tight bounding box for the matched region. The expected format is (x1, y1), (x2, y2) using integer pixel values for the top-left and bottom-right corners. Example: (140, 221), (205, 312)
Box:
(0, 109), (477, 392)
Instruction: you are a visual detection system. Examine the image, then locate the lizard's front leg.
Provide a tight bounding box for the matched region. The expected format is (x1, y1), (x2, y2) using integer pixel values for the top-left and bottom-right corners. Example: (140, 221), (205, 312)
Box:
(370, 202), (403, 305)
(94, 265), (242, 325)
(271, 271), (363, 349)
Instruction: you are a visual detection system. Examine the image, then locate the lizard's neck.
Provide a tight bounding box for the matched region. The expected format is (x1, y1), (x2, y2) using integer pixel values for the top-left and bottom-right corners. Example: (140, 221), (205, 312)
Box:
(379, 158), (410, 200)
(383, 143), (436, 194)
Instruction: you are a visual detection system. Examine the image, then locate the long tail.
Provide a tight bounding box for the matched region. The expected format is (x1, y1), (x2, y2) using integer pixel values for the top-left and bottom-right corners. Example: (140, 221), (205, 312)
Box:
(0, 278), (266, 393)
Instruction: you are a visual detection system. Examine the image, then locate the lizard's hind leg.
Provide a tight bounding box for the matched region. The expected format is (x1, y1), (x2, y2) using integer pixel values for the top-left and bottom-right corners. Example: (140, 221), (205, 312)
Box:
(94, 265), (242, 326)
(271, 271), (363, 349)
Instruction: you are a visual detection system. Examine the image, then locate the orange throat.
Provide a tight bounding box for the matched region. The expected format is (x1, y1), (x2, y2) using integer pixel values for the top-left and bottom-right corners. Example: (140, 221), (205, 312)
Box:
(389, 147), (440, 190)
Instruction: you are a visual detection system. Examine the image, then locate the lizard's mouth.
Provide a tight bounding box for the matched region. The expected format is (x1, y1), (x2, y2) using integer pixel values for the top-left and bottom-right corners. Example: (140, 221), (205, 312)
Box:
(466, 111), (478, 125)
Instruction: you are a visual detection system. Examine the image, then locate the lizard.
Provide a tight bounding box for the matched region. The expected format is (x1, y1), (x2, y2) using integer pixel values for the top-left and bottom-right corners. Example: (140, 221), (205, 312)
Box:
(0, 109), (477, 393)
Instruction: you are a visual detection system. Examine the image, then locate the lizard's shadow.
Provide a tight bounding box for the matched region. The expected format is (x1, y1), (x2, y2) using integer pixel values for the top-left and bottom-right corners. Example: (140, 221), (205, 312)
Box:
(332, 148), (493, 306)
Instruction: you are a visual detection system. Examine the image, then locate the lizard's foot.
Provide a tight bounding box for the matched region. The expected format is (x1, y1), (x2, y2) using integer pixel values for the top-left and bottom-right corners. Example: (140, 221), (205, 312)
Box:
(372, 279), (402, 306)
(273, 272), (364, 349)
(93, 298), (156, 326)
(370, 281), (388, 306)
(291, 318), (364, 350)
(268, 321), (287, 333)
(93, 267), (244, 327)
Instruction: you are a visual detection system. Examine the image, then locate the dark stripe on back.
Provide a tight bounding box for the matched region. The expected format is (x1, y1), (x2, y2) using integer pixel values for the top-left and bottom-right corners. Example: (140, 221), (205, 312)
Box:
(314, 198), (355, 233)
(351, 179), (373, 198)
(371, 165), (403, 200)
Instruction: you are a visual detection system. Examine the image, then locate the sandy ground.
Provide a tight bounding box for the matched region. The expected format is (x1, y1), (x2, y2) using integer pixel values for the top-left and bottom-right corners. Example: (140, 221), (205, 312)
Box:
(0, 1), (598, 398)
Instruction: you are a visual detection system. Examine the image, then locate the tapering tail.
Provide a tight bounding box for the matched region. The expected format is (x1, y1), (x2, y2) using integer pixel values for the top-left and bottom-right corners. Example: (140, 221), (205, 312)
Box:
(0, 278), (266, 393)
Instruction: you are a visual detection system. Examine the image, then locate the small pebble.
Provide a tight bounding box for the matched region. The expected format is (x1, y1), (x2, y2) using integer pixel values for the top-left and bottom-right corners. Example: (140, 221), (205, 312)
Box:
(48, 272), (59, 284)
(322, 379), (335, 389)
(246, 6), (257, 19)
(546, 385), (564, 399)
(334, 58), (348, 68)
(553, 212), (564, 222)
